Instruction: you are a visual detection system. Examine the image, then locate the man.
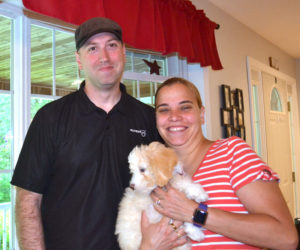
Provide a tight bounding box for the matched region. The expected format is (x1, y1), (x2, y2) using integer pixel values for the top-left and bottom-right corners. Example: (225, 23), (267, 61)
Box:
(11, 17), (161, 250)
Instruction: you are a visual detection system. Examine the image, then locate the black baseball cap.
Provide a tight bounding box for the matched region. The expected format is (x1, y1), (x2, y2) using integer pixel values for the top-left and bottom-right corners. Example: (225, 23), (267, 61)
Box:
(75, 17), (123, 51)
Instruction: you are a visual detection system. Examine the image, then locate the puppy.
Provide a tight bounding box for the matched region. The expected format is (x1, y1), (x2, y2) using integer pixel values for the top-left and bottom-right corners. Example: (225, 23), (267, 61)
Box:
(115, 142), (208, 250)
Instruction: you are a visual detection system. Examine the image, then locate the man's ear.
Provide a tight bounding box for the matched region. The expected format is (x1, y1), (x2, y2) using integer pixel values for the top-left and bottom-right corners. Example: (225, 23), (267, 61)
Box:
(200, 106), (205, 125)
(75, 51), (83, 70)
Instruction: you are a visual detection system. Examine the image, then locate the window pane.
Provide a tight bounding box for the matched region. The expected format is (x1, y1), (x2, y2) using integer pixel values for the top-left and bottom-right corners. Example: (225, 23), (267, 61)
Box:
(31, 25), (53, 95)
(134, 53), (150, 73)
(125, 51), (133, 72)
(140, 81), (154, 106)
(31, 97), (53, 119)
(151, 55), (167, 76)
(123, 79), (137, 98)
(270, 87), (282, 112)
(0, 174), (12, 249)
(0, 16), (12, 91)
(0, 94), (11, 171)
(125, 51), (167, 76)
(252, 85), (261, 156)
(55, 30), (79, 96)
(0, 174), (11, 203)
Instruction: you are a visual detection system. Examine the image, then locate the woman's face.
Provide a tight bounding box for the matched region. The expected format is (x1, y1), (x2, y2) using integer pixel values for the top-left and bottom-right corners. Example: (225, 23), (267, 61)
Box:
(155, 83), (205, 149)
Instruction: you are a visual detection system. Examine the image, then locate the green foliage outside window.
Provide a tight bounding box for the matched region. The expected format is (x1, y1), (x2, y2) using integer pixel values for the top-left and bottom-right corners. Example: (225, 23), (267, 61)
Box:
(31, 97), (53, 119)
(0, 95), (11, 173)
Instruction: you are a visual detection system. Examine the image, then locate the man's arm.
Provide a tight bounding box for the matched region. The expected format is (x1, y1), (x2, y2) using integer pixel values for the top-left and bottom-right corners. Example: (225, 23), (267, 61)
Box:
(15, 187), (45, 250)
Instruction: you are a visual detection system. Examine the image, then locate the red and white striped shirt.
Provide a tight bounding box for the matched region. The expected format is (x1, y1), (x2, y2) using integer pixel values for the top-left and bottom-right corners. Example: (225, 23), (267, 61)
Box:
(191, 136), (279, 249)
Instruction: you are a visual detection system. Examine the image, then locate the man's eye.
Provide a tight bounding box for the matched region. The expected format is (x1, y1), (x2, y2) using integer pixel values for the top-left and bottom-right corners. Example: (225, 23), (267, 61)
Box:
(107, 42), (118, 48)
(88, 46), (96, 52)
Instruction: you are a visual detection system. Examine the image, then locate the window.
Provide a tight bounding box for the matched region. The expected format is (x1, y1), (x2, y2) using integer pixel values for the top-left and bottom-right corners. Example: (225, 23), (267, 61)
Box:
(270, 87), (282, 112)
(123, 51), (168, 106)
(0, 14), (12, 250)
(30, 23), (80, 118)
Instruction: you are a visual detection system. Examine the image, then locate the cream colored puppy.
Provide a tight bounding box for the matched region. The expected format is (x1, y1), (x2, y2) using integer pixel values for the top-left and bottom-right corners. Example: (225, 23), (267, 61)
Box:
(115, 141), (208, 250)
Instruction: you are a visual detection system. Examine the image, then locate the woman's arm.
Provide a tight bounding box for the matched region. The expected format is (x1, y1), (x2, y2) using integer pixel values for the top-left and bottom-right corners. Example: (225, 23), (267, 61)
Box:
(15, 187), (46, 250)
(151, 181), (298, 250)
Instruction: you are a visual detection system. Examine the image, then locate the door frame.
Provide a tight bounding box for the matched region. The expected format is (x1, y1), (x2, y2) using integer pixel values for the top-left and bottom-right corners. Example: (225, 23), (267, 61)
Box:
(246, 56), (300, 217)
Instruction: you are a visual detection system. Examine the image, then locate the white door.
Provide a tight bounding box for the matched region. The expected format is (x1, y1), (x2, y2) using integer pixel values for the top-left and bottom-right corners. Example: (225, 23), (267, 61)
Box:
(262, 72), (295, 216)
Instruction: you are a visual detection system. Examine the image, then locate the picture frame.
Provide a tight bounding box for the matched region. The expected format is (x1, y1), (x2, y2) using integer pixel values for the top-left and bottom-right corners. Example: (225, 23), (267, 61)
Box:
(224, 125), (233, 138)
(237, 110), (244, 127)
(231, 107), (238, 130)
(221, 108), (231, 126)
(230, 90), (237, 107)
(221, 84), (231, 110)
(236, 89), (244, 111)
(237, 126), (246, 140)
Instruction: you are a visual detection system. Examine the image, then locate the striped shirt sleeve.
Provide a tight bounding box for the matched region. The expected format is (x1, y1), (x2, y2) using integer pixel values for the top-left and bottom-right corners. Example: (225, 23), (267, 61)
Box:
(228, 136), (279, 192)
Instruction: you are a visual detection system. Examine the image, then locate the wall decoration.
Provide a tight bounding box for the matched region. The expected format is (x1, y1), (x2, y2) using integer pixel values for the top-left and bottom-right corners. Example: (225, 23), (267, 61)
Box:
(237, 110), (244, 127)
(237, 126), (246, 141)
(231, 107), (238, 130)
(236, 88), (244, 111)
(269, 57), (279, 70)
(143, 59), (161, 75)
(221, 84), (231, 110)
(225, 125), (233, 138)
(221, 109), (231, 126)
(220, 85), (246, 140)
(230, 90), (236, 107)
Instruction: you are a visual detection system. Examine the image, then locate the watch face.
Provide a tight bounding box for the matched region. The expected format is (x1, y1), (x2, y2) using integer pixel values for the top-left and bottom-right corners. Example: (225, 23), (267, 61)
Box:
(193, 208), (208, 226)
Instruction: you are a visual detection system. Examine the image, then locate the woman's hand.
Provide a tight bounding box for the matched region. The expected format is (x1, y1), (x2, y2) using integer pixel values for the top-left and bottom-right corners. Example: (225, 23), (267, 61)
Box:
(139, 211), (187, 250)
(151, 185), (198, 223)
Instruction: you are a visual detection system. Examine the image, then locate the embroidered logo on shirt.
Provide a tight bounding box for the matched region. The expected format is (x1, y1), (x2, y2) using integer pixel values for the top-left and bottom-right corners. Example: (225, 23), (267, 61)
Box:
(130, 129), (147, 137)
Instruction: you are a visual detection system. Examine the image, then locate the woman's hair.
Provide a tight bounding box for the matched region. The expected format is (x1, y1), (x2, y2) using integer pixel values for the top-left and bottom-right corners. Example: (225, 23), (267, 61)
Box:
(155, 77), (203, 108)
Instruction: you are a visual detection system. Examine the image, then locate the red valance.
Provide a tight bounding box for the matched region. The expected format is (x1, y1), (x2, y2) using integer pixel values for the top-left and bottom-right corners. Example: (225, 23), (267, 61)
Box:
(22, 0), (223, 70)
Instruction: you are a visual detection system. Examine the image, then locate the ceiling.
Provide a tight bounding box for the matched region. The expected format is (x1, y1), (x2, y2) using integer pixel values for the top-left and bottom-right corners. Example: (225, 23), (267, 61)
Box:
(208, 0), (300, 59)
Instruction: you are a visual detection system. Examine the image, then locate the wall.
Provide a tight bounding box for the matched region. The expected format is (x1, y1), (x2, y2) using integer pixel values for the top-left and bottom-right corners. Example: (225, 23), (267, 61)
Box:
(190, 0), (298, 146)
(296, 59), (300, 120)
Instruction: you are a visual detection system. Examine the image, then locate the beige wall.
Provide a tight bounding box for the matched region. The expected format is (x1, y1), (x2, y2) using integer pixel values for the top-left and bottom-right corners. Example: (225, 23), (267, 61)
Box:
(191, 0), (298, 145)
(296, 59), (300, 120)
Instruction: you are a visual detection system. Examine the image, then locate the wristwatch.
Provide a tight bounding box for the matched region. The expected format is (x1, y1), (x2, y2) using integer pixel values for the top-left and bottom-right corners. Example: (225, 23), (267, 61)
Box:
(192, 203), (208, 227)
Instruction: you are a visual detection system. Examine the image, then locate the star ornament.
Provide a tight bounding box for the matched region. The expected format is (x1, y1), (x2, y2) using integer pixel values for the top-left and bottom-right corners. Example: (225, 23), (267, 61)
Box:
(143, 59), (161, 75)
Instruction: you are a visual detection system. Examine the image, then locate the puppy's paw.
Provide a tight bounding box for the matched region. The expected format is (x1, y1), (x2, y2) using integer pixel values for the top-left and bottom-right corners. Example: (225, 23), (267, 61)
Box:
(185, 184), (208, 203)
(184, 222), (205, 242)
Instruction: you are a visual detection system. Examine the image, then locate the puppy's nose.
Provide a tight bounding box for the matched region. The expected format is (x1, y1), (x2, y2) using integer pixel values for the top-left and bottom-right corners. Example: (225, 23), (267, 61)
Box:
(130, 184), (135, 190)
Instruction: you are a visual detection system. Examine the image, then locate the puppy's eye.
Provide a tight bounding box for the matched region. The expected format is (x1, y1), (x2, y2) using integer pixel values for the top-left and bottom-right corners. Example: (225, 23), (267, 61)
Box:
(139, 168), (146, 173)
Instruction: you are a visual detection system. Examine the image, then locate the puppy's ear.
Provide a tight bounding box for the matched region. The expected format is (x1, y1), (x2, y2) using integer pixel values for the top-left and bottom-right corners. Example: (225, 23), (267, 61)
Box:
(148, 143), (178, 187)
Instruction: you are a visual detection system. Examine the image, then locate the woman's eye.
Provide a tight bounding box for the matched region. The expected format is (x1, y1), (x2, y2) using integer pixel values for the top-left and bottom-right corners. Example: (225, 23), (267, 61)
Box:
(157, 108), (169, 113)
(181, 105), (192, 111)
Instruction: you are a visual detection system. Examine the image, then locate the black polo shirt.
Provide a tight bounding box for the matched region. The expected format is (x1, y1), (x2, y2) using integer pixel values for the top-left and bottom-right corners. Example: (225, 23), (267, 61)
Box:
(11, 82), (161, 250)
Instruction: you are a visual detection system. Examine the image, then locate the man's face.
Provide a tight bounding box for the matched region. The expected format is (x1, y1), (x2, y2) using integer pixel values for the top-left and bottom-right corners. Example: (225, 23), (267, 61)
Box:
(76, 32), (126, 90)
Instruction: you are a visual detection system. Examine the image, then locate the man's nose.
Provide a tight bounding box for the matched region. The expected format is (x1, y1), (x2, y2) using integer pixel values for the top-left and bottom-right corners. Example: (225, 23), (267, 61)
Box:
(99, 48), (108, 62)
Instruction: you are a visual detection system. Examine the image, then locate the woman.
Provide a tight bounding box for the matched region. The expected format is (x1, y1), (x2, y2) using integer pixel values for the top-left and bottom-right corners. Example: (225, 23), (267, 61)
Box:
(140, 77), (298, 249)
